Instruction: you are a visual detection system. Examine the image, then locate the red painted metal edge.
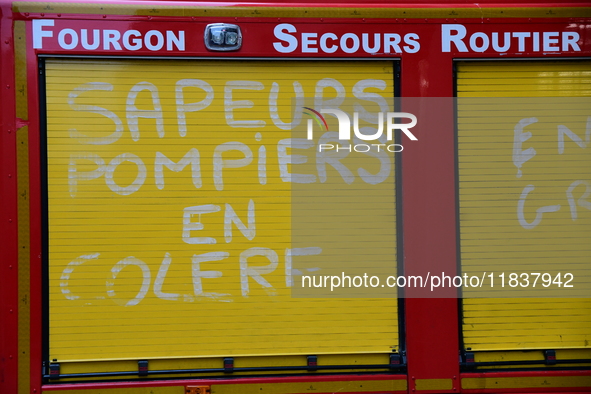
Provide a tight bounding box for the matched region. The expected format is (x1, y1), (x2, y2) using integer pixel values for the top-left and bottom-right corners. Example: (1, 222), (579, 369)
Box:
(0, 0), (19, 393)
(41, 373), (407, 391)
(401, 26), (460, 394)
(8, 13), (586, 23)
(460, 370), (591, 393)
(25, 15), (44, 394)
(7, 0), (591, 8)
(462, 370), (591, 378)
(460, 392), (591, 394)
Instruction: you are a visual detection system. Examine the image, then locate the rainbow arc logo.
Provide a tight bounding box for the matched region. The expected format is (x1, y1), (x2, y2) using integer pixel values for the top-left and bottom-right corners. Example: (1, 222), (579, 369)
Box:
(303, 107), (328, 133)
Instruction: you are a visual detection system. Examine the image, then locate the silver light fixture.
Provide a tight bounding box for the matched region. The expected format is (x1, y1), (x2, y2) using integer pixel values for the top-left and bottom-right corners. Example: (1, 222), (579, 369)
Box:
(204, 23), (242, 51)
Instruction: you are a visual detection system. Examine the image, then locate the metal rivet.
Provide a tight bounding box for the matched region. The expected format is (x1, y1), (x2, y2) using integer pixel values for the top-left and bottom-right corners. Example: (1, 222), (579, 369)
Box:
(9, 219), (12, 223)
(40, 13), (44, 16)
(411, 376), (415, 380)
(10, 309), (13, 313)
(9, 265), (13, 269)
(8, 174), (12, 177)
(103, 14), (107, 18)
(24, 12), (29, 16)
(57, 14), (61, 17)
(9, 355), (13, 359)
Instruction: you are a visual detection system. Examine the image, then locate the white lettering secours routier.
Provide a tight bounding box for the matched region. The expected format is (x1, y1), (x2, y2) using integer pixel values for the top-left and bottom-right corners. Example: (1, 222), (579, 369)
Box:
(273, 23), (420, 54)
(442, 24), (581, 53)
(32, 20), (583, 55)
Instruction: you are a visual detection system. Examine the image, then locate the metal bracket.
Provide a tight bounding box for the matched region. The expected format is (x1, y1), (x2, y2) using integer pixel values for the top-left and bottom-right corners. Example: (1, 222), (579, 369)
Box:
(544, 350), (557, 365)
(138, 360), (149, 376)
(389, 353), (402, 369)
(49, 363), (60, 380)
(223, 357), (234, 373)
(463, 351), (475, 368)
(307, 355), (318, 371)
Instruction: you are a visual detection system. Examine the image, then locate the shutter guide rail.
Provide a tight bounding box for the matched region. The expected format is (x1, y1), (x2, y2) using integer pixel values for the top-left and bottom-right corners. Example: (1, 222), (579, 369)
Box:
(42, 362), (407, 382)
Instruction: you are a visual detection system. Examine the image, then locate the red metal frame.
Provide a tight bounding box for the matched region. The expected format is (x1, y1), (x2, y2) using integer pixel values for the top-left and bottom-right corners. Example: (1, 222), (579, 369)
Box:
(40, 374), (407, 392)
(460, 371), (591, 393)
(0, 1), (19, 394)
(401, 37), (459, 392)
(1, 0), (590, 393)
(26, 16), (44, 393)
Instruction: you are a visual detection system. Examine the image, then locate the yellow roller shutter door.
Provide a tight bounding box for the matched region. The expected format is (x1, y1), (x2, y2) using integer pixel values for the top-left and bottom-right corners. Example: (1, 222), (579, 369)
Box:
(45, 59), (399, 369)
(457, 61), (591, 351)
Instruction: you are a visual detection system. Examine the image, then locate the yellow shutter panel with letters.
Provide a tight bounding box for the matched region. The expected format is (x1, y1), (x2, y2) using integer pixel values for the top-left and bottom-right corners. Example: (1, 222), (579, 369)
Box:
(45, 59), (399, 373)
(457, 61), (591, 352)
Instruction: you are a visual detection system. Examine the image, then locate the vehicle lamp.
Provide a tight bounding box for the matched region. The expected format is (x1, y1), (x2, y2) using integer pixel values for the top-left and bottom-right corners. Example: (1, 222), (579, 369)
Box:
(205, 23), (242, 51)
